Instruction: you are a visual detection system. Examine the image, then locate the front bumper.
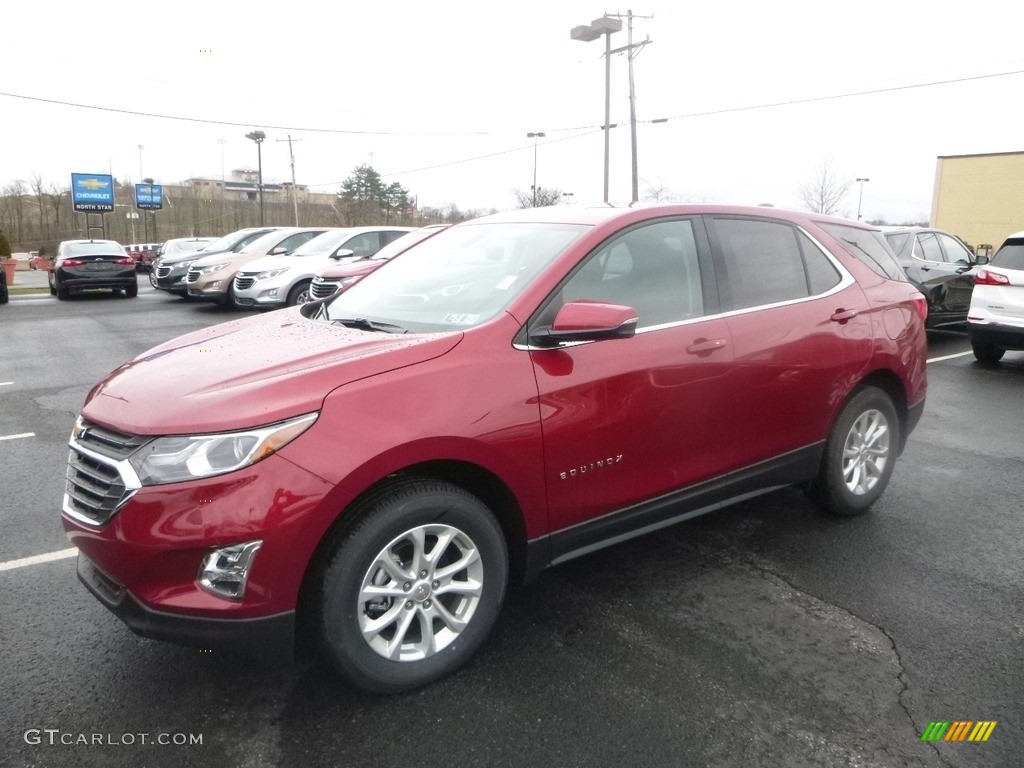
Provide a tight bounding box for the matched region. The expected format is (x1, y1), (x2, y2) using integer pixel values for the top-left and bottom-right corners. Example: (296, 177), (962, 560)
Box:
(154, 269), (189, 293)
(62, 451), (343, 661)
(78, 553), (295, 662)
(186, 272), (233, 301)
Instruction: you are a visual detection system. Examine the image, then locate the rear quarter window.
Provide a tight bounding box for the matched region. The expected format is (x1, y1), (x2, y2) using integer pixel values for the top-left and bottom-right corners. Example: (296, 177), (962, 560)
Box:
(819, 223), (908, 282)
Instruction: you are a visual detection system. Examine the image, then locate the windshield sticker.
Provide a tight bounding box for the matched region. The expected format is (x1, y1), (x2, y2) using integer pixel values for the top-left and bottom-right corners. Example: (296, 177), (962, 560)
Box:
(495, 275), (518, 291)
(442, 313), (481, 325)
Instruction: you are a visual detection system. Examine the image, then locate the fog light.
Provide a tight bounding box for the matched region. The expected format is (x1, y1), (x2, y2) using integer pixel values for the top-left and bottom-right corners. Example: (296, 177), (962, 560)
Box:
(198, 540), (262, 600)
(210, 281), (221, 290)
(258, 289), (278, 300)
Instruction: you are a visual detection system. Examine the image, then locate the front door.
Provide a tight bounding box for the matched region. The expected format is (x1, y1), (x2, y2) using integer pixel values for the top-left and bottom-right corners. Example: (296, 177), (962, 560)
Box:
(528, 218), (737, 545)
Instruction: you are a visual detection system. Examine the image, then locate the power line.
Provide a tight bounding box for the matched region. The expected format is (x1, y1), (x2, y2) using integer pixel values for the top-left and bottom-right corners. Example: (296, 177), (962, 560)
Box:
(3, 67), (1021, 139)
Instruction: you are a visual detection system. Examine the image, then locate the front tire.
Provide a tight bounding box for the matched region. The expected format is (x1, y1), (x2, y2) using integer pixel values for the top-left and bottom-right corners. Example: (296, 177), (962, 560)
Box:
(971, 341), (1004, 365)
(808, 386), (899, 517)
(287, 280), (312, 307)
(318, 479), (508, 693)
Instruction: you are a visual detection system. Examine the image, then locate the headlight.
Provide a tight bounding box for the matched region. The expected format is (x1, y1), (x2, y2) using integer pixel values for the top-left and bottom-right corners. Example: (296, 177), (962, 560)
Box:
(195, 263), (228, 275)
(179, 260), (195, 270)
(339, 276), (363, 288)
(255, 267), (290, 281)
(128, 412), (318, 485)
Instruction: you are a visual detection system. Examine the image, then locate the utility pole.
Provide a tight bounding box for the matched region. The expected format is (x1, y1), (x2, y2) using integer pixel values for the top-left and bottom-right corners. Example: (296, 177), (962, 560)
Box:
(608, 10), (652, 203)
(277, 134), (302, 226)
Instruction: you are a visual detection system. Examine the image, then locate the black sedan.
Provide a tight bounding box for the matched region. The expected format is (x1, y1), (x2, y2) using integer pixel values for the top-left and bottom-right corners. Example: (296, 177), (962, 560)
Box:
(49, 240), (138, 300)
(881, 226), (985, 329)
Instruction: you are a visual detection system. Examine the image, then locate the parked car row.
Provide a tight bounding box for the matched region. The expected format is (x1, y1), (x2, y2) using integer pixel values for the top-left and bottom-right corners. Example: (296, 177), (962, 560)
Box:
(150, 226), (419, 308)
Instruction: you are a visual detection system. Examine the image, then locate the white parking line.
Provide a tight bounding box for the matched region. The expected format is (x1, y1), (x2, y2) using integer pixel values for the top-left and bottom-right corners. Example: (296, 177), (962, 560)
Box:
(0, 382), (12, 386)
(927, 351), (975, 363)
(0, 432), (35, 441)
(0, 548), (77, 573)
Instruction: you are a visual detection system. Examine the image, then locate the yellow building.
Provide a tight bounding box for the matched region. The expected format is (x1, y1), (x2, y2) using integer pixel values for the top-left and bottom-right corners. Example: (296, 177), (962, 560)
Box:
(932, 151), (1024, 255)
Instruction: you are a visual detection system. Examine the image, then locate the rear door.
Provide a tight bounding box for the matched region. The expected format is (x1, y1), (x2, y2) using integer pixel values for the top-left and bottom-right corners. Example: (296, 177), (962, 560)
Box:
(705, 215), (872, 468)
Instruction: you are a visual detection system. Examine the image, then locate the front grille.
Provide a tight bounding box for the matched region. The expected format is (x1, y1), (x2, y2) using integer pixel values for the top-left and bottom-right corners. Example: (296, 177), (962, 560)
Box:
(63, 420), (147, 526)
(311, 279), (340, 299)
(234, 276), (255, 291)
(65, 448), (129, 525)
(76, 420), (148, 460)
(156, 266), (172, 279)
(185, 268), (200, 283)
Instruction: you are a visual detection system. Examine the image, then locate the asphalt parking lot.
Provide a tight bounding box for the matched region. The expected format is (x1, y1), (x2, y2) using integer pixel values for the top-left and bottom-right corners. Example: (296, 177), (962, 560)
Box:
(1, 283), (1021, 768)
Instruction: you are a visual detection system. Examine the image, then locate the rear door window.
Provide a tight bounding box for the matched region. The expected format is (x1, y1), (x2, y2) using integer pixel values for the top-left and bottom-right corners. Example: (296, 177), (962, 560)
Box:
(709, 218), (840, 311)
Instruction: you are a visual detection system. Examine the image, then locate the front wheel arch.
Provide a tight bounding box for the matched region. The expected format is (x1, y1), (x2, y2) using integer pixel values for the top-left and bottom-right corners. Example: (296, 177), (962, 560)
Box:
(296, 463), (528, 656)
(314, 477), (509, 692)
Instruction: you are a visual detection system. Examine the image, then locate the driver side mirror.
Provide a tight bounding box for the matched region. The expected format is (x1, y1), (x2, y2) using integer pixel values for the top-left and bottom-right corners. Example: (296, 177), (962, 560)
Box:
(269, 245), (288, 255)
(330, 248), (356, 261)
(529, 301), (638, 347)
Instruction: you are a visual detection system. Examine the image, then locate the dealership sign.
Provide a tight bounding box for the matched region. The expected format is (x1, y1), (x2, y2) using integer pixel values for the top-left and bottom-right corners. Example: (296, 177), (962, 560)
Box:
(135, 183), (163, 211)
(71, 173), (115, 213)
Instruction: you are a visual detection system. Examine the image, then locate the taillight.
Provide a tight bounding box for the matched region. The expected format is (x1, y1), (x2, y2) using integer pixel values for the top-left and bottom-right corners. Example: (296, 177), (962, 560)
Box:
(61, 258), (85, 267)
(115, 257), (135, 265)
(974, 269), (1010, 286)
(911, 294), (928, 323)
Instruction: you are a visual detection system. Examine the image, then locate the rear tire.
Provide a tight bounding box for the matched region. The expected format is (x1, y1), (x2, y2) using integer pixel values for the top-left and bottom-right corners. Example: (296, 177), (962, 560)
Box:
(57, 281), (70, 301)
(317, 479), (508, 693)
(125, 283), (138, 298)
(972, 342), (1004, 365)
(807, 386), (899, 518)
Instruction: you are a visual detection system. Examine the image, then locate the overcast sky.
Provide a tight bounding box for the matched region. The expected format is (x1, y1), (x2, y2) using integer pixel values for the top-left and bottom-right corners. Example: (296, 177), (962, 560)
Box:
(3, 0), (1023, 224)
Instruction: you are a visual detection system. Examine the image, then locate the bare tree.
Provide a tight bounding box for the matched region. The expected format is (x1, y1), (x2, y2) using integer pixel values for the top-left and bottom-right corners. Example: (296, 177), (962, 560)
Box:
(512, 187), (563, 208)
(797, 157), (852, 215)
(641, 177), (674, 202)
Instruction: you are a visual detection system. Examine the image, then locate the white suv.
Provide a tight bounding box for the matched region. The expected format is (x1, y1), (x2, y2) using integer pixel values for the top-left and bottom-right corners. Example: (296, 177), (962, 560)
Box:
(967, 230), (1024, 364)
(232, 226), (415, 308)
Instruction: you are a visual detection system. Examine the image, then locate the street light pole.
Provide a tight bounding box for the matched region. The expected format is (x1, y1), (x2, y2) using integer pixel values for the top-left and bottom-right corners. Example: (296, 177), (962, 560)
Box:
(571, 16), (622, 203)
(527, 132), (546, 206)
(245, 130), (267, 226)
(856, 177), (870, 221)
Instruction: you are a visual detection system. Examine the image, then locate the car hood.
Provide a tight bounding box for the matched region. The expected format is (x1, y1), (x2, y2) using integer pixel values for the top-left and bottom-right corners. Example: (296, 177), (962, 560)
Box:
(243, 253), (347, 276)
(161, 247), (233, 266)
(241, 254), (301, 274)
(319, 259), (384, 279)
(82, 309), (463, 435)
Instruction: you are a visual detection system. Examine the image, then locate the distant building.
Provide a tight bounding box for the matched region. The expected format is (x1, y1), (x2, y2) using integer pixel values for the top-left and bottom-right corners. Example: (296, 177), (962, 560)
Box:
(932, 151), (1024, 252)
(181, 169), (338, 205)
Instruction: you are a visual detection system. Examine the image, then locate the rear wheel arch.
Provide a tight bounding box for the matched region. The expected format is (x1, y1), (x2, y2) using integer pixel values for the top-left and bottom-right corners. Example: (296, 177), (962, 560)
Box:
(847, 370), (909, 454)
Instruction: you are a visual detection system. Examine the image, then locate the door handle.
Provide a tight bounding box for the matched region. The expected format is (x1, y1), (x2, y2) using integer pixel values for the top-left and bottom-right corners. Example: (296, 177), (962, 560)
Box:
(830, 308), (859, 324)
(686, 338), (727, 355)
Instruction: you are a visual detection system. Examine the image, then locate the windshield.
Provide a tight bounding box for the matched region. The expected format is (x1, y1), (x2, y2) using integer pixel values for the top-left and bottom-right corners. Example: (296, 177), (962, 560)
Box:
(991, 239), (1024, 271)
(883, 232), (911, 257)
(65, 241), (122, 255)
(290, 229), (353, 257)
(325, 222), (588, 333)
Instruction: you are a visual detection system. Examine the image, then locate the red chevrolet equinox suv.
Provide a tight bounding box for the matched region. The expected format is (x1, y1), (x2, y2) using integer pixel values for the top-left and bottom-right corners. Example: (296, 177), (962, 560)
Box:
(62, 205), (927, 692)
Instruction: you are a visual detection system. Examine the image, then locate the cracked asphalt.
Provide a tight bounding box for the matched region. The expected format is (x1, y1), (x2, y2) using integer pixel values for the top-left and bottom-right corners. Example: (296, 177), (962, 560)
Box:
(1, 290), (1020, 768)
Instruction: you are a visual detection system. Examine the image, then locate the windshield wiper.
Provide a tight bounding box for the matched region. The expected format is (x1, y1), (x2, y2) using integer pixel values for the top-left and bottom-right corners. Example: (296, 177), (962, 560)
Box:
(331, 317), (408, 334)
